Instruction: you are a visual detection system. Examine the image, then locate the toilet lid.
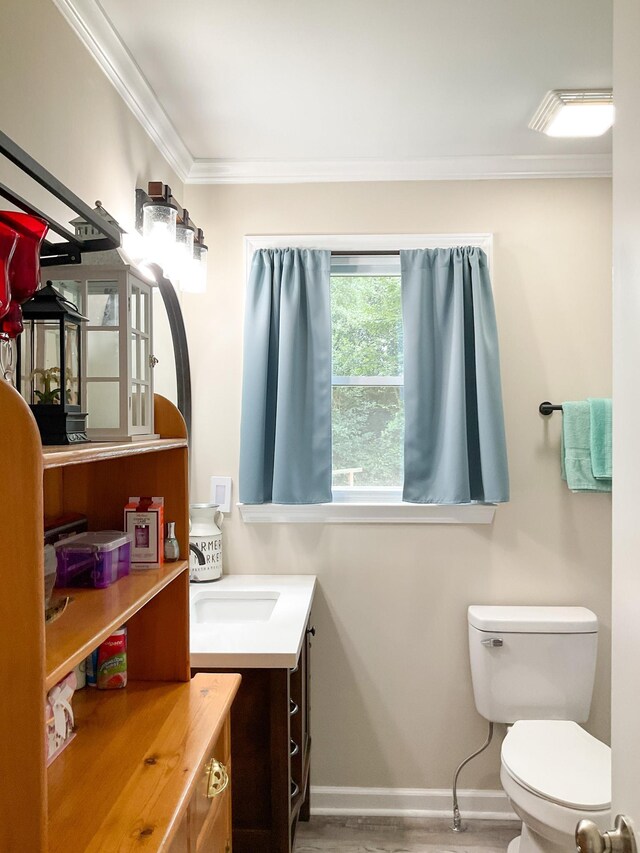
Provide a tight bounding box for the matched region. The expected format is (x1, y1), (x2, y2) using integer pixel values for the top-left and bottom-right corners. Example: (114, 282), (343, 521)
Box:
(502, 721), (610, 811)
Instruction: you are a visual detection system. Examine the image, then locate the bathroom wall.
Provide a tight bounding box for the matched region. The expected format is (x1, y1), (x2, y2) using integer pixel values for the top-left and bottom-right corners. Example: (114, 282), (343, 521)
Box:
(184, 178), (612, 792)
(0, 0), (183, 241)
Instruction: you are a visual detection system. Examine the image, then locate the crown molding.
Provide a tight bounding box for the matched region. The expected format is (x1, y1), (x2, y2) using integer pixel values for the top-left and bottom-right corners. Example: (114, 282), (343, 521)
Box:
(52, 1), (612, 186)
(187, 153), (612, 184)
(51, 0), (193, 183)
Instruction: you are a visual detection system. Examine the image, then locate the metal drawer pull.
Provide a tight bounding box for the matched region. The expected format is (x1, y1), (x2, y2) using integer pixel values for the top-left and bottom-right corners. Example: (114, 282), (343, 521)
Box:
(307, 626), (316, 637)
(290, 664), (299, 674)
(290, 700), (299, 716)
(291, 780), (300, 798)
(205, 758), (229, 799)
(290, 739), (299, 757)
(481, 638), (503, 648)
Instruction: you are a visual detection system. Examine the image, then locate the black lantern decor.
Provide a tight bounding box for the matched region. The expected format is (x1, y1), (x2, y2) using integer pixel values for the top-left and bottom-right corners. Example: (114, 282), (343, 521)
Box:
(17, 281), (89, 445)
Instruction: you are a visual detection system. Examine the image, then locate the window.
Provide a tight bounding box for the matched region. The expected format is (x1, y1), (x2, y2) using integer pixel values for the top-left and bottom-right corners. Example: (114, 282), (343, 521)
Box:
(240, 234), (496, 524)
(331, 254), (404, 501)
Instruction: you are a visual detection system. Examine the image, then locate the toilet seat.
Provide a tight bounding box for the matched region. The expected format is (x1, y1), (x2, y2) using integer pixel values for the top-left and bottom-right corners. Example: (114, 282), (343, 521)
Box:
(502, 721), (610, 811)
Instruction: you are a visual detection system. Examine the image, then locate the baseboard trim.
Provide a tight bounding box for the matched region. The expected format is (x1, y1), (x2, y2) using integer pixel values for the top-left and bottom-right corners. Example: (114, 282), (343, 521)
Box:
(310, 786), (519, 821)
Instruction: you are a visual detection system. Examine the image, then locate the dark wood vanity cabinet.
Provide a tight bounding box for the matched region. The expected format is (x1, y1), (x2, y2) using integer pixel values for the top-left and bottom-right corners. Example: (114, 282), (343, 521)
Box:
(192, 623), (314, 853)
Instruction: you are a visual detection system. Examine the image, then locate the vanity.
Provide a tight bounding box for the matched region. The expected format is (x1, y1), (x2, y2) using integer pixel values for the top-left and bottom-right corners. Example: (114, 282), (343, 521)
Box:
(190, 575), (316, 853)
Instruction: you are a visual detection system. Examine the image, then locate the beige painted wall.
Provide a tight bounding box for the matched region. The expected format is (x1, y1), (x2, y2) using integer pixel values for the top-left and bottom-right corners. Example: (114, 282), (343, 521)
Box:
(0, 0), (182, 237)
(184, 178), (612, 789)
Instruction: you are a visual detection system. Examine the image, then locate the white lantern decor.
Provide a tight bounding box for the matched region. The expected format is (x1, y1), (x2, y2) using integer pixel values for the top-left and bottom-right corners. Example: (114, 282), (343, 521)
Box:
(44, 204), (158, 442)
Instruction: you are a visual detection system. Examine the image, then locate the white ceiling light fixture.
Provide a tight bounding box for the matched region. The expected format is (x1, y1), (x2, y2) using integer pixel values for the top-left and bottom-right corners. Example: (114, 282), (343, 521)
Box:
(529, 89), (614, 138)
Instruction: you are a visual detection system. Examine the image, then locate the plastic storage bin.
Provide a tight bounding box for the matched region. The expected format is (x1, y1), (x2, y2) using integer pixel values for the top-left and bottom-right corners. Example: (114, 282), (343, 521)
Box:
(54, 531), (132, 589)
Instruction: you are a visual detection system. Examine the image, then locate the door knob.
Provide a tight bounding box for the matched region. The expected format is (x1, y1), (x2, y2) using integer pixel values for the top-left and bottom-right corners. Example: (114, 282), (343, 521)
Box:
(576, 816), (637, 853)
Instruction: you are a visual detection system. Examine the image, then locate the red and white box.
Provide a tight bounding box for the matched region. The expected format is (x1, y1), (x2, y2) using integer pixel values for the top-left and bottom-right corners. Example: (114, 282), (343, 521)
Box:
(124, 497), (164, 565)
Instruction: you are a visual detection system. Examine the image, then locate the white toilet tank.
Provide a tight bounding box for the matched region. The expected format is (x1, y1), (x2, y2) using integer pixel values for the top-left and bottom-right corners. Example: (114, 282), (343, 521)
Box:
(468, 605), (598, 724)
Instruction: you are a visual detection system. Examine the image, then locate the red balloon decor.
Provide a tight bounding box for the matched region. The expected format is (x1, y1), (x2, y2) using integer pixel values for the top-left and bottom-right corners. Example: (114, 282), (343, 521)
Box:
(0, 222), (18, 321)
(0, 212), (48, 340)
(0, 300), (24, 339)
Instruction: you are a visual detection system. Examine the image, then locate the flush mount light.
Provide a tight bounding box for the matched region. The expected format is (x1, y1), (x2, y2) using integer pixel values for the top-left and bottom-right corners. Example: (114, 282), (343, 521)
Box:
(529, 89), (614, 138)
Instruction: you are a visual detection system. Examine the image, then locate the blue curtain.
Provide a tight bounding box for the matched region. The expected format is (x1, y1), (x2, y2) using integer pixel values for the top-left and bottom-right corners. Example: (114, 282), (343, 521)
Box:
(401, 248), (509, 504)
(239, 248), (332, 504)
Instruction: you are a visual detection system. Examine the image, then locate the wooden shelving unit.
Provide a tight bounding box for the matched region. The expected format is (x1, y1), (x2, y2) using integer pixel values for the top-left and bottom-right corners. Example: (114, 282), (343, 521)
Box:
(42, 437), (188, 469)
(45, 561), (188, 690)
(0, 383), (239, 852)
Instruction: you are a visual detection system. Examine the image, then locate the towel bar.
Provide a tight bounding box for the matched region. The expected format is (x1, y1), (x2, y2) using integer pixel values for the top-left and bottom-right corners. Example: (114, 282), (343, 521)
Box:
(539, 401), (564, 416)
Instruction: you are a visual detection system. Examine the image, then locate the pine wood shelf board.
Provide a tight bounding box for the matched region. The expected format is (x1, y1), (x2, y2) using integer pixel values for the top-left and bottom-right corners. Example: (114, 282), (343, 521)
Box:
(45, 561), (188, 691)
(47, 675), (241, 853)
(42, 438), (188, 469)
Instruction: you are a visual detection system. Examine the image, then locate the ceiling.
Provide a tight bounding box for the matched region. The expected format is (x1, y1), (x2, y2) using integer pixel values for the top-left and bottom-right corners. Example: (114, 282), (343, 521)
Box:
(57, 0), (613, 182)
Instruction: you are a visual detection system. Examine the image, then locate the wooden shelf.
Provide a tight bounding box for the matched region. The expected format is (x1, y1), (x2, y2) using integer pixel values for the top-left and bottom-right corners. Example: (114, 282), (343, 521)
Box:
(48, 674), (241, 853)
(45, 561), (188, 691)
(42, 438), (188, 470)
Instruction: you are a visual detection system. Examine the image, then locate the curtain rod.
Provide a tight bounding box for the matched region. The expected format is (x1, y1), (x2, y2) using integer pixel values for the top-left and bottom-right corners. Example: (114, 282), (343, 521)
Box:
(330, 250), (400, 256)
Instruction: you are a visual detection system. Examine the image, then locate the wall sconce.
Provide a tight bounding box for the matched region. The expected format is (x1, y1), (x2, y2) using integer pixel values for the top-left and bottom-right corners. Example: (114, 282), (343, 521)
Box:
(173, 210), (195, 289)
(136, 183), (207, 294)
(141, 184), (178, 273)
(184, 229), (208, 294)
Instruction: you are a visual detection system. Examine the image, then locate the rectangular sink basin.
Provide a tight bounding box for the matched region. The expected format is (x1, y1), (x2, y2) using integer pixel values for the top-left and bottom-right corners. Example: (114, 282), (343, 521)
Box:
(192, 590), (279, 623)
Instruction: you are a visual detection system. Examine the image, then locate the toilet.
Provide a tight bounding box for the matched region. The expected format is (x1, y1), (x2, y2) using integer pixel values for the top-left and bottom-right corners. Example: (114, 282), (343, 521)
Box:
(467, 605), (611, 853)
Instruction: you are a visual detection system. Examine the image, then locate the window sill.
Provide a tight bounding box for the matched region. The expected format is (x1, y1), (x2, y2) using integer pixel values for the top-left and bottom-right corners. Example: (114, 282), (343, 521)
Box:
(238, 502), (496, 524)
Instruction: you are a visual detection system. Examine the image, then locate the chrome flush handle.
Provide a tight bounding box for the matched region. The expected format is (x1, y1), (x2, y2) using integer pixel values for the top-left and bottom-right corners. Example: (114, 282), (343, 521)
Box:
(481, 637), (503, 648)
(576, 816), (638, 853)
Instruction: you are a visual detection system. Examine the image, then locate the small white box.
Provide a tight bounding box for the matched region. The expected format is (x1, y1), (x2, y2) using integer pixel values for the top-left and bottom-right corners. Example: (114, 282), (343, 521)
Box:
(209, 476), (232, 513)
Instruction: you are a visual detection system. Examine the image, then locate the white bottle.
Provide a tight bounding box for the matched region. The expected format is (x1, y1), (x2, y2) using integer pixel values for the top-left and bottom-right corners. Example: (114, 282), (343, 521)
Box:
(189, 503), (223, 582)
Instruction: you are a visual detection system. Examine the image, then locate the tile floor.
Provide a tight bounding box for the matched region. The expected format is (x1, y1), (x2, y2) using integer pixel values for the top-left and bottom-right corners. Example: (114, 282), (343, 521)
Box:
(295, 816), (521, 853)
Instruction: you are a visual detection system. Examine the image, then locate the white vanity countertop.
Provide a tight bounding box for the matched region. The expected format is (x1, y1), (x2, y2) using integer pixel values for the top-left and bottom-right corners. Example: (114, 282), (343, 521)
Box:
(189, 574), (317, 669)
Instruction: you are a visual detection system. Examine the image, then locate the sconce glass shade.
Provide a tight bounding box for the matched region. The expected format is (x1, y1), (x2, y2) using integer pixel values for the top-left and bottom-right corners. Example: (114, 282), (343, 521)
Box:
(173, 222), (195, 289)
(182, 243), (208, 294)
(142, 202), (177, 272)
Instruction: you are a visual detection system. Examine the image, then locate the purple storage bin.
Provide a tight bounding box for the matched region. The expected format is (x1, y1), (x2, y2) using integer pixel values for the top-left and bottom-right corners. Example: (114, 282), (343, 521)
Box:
(54, 531), (132, 589)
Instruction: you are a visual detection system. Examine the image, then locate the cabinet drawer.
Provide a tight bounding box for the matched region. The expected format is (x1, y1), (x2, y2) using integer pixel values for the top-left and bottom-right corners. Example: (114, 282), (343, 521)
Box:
(190, 719), (231, 849)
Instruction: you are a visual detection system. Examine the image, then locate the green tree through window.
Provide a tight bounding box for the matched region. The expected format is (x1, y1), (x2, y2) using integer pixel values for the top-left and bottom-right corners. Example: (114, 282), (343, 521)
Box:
(331, 275), (404, 488)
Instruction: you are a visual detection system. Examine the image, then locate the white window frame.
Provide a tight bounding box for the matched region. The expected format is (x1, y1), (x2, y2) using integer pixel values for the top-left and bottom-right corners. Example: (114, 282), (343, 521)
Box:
(241, 233), (495, 524)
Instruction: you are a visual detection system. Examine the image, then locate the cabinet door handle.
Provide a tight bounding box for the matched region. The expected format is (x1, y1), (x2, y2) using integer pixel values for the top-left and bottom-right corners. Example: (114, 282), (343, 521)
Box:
(290, 663), (299, 674)
(291, 780), (300, 798)
(290, 700), (299, 717)
(307, 626), (316, 637)
(205, 758), (229, 799)
(290, 739), (299, 757)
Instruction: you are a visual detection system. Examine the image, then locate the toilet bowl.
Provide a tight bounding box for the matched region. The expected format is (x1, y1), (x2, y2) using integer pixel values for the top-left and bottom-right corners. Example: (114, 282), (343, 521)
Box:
(500, 721), (611, 853)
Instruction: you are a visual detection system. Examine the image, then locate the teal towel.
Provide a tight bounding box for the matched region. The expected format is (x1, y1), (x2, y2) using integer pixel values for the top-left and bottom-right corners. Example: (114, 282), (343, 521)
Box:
(588, 398), (612, 479)
(561, 401), (612, 493)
